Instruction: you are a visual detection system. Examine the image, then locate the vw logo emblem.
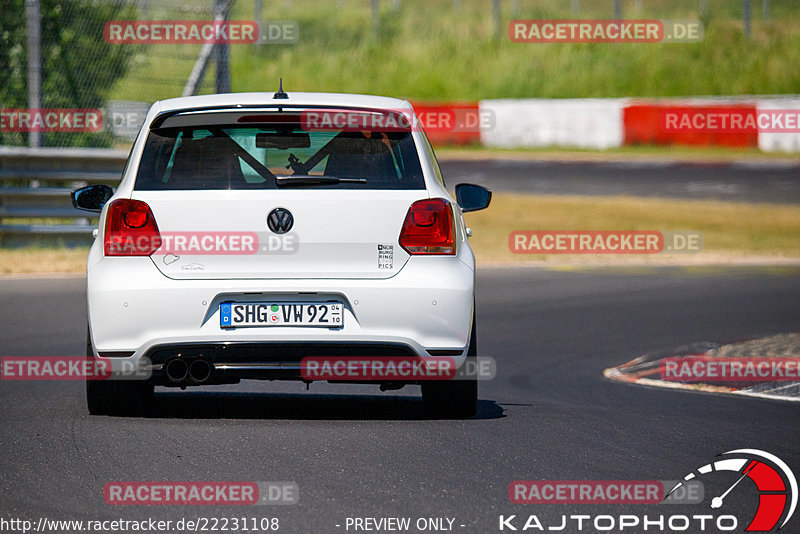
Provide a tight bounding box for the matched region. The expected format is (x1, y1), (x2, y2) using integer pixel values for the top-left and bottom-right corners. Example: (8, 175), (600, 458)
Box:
(267, 207), (294, 234)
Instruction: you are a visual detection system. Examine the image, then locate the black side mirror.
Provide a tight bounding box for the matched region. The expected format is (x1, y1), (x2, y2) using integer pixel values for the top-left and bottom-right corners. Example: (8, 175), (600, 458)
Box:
(71, 184), (114, 212)
(455, 183), (492, 213)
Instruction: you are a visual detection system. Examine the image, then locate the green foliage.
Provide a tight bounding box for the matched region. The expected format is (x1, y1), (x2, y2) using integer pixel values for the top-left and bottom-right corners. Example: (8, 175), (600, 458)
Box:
(214, 0), (799, 101)
(0, 0), (29, 114)
(0, 0), (137, 147)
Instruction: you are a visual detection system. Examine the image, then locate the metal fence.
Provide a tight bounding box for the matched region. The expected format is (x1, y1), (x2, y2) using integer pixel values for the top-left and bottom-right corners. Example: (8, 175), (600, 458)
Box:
(3, 0), (220, 149)
(0, 147), (126, 246)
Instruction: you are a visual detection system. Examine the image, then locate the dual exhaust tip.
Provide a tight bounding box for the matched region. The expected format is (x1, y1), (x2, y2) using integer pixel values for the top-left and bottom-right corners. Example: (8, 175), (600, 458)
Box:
(164, 358), (213, 385)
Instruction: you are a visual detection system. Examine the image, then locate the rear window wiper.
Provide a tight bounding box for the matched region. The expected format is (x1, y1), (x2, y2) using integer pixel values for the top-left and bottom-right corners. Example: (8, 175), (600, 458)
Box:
(275, 175), (367, 187)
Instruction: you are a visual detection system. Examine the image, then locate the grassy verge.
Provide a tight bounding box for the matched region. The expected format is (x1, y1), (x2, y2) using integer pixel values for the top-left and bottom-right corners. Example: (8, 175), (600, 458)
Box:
(0, 248), (87, 275)
(465, 193), (800, 265)
(110, 0), (800, 102)
(2, 193), (799, 274)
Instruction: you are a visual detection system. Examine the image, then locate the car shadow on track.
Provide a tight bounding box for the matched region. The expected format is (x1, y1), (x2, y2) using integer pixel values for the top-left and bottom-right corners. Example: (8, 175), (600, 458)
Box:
(130, 392), (505, 420)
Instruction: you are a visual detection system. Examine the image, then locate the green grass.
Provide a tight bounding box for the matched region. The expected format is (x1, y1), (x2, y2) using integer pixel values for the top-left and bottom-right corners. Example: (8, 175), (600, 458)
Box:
(0, 248), (87, 274)
(466, 193), (800, 264)
(109, 0), (800, 102)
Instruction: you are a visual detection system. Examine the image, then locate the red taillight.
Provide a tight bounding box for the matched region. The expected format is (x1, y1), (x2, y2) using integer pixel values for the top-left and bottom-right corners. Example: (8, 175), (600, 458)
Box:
(104, 199), (161, 256)
(399, 198), (455, 255)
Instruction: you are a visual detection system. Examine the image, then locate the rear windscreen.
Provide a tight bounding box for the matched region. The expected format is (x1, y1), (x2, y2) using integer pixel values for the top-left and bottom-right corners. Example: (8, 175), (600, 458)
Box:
(133, 123), (425, 190)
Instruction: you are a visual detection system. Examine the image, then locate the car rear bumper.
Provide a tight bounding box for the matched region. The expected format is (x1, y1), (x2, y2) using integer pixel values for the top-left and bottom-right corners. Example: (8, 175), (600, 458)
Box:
(142, 341), (427, 385)
(87, 255), (475, 376)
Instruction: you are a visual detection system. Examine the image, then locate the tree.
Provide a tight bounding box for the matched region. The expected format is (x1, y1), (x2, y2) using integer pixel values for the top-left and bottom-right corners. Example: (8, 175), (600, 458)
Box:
(0, 0), (138, 147)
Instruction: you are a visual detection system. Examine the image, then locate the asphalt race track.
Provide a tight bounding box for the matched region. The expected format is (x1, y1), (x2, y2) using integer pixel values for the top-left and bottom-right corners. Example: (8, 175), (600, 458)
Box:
(1, 265), (798, 533)
(440, 159), (800, 203)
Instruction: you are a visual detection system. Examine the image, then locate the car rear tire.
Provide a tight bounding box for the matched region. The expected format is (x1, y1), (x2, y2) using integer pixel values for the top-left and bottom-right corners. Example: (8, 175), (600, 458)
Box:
(85, 329), (153, 416)
(421, 312), (478, 418)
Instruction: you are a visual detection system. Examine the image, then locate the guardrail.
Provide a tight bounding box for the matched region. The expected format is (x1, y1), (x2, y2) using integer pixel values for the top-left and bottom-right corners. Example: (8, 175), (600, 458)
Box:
(0, 147), (128, 246)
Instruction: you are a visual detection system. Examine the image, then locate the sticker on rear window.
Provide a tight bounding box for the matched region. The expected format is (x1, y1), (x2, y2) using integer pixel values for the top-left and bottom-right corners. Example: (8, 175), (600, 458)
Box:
(378, 244), (394, 269)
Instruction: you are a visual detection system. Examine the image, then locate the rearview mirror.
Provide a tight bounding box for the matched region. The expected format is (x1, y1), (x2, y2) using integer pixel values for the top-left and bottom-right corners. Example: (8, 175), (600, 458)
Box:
(455, 183), (492, 212)
(256, 131), (311, 149)
(71, 184), (114, 212)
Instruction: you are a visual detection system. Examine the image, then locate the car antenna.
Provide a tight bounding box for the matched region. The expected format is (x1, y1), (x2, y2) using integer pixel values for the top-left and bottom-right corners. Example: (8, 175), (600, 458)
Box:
(273, 78), (289, 99)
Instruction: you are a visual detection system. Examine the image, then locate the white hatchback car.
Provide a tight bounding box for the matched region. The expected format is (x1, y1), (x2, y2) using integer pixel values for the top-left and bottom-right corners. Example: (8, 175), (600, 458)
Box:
(72, 90), (491, 417)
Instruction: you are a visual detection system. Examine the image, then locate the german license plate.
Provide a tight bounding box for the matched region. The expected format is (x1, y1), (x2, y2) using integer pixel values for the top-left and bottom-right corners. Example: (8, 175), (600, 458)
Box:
(220, 302), (343, 328)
